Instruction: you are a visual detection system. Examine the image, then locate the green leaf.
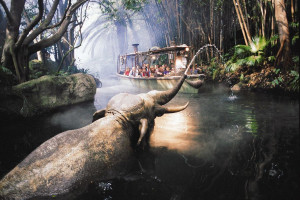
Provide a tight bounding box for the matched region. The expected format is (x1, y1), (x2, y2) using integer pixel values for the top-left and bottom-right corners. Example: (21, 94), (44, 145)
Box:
(268, 56), (275, 62)
(245, 56), (256, 66)
(290, 70), (299, 76)
(292, 34), (299, 45)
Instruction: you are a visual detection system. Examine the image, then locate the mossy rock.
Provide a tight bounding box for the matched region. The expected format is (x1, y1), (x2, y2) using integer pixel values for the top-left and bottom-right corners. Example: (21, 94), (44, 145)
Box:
(12, 73), (96, 117)
(29, 59), (43, 70)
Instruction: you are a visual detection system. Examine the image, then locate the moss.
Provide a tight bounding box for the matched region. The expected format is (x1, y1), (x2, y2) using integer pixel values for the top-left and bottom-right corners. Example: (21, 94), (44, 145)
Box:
(11, 74), (96, 117)
(29, 59), (43, 70)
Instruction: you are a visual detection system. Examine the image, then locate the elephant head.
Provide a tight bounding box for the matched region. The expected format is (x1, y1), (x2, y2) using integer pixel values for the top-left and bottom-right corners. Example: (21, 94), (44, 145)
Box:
(93, 75), (189, 146)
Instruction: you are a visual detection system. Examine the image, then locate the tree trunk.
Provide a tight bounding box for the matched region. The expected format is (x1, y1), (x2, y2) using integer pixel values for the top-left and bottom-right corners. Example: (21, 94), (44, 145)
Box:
(274, 0), (291, 69)
(1, 0), (26, 82)
(236, 0), (251, 42)
(0, 0), (88, 83)
(233, 0), (248, 45)
(115, 20), (128, 55)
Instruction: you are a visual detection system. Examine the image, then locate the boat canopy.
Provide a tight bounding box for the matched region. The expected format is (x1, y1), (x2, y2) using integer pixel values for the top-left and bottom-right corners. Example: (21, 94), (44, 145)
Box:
(123, 44), (190, 57)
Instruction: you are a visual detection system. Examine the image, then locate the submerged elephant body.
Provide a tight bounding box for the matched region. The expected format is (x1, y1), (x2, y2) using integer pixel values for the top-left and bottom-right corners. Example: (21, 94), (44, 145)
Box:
(0, 115), (134, 199)
(0, 75), (189, 199)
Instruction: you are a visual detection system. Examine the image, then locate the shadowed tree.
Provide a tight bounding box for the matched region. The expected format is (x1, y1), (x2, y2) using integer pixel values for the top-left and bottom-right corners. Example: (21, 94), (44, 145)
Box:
(274, 0), (291, 69)
(0, 0), (89, 83)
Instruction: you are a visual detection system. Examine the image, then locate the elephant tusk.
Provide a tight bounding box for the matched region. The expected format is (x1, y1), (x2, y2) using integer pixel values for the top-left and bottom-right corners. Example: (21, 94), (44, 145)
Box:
(137, 118), (148, 146)
(163, 102), (189, 113)
(155, 102), (189, 116)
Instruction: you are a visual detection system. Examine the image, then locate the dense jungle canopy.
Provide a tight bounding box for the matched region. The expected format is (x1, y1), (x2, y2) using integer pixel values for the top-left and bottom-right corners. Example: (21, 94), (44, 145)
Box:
(0, 0), (299, 93)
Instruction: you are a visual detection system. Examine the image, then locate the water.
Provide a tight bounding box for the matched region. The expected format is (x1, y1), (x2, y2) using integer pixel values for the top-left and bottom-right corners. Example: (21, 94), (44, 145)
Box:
(0, 79), (299, 200)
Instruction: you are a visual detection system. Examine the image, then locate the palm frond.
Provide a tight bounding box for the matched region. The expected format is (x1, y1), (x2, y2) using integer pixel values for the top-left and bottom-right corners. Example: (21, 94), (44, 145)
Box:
(249, 37), (267, 54)
(234, 45), (251, 57)
(245, 56), (256, 66)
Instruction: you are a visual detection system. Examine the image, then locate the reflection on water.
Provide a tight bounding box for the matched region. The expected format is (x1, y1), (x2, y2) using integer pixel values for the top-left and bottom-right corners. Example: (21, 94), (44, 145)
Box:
(0, 79), (299, 200)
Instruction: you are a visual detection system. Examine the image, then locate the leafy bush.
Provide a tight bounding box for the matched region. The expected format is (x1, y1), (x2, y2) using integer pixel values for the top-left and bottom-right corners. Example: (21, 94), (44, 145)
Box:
(57, 66), (89, 76)
(225, 36), (277, 72)
(0, 66), (16, 86)
(288, 70), (299, 92)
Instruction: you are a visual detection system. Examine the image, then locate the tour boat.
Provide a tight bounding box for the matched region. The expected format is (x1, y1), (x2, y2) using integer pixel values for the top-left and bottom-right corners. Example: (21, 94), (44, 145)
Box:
(116, 44), (204, 93)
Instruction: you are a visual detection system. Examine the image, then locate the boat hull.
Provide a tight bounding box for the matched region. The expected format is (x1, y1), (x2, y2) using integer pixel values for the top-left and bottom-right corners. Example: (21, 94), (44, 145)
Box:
(116, 74), (201, 93)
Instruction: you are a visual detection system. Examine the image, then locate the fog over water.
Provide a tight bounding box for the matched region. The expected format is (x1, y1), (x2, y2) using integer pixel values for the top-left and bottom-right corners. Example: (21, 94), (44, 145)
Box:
(74, 3), (152, 77)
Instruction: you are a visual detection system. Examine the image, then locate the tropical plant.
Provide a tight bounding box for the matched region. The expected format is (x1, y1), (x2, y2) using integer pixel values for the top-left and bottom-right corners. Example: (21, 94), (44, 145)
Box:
(0, 65), (16, 86)
(288, 70), (299, 92)
(225, 36), (277, 72)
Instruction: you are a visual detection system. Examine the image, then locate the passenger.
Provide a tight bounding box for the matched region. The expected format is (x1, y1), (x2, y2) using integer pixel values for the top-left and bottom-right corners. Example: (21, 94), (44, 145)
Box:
(142, 67), (150, 77)
(169, 65), (176, 76)
(156, 65), (164, 77)
(150, 66), (155, 77)
(193, 64), (199, 74)
(190, 65), (193, 74)
(164, 66), (170, 75)
(124, 67), (130, 76)
(138, 68), (143, 77)
(129, 67), (138, 77)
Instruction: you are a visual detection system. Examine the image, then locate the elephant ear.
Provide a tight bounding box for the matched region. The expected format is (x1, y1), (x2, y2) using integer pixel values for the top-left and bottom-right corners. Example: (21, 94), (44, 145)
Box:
(92, 109), (106, 122)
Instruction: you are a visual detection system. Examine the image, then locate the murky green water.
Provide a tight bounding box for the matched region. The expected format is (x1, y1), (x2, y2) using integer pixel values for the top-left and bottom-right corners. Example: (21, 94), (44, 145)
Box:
(0, 80), (299, 200)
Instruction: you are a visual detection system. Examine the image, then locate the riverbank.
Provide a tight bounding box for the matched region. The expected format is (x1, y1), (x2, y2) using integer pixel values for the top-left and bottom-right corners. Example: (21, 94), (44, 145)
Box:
(201, 63), (299, 98)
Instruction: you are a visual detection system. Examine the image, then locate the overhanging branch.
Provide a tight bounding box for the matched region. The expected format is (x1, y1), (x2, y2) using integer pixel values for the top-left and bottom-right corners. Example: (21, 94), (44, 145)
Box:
(16, 0), (44, 48)
(45, 0), (72, 30)
(57, 2), (89, 73)
(23, 0), (60, 46)
(28, 0), (89, 55)
(0, 0), (14, 24)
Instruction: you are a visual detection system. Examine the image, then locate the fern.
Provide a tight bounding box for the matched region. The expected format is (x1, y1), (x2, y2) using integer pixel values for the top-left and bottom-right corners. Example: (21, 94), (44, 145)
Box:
(0, 66), (13, 75)
(226, 36), (271, 71)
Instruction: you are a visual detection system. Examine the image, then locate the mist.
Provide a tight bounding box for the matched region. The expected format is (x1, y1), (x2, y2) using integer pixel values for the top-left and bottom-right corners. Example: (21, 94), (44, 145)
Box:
(74, 3), (153, 78)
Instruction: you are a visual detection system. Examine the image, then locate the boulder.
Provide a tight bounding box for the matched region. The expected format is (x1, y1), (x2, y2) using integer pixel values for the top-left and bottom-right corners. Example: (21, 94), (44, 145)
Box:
(12, 73), (96, 117)
(231, 83), (241, 91)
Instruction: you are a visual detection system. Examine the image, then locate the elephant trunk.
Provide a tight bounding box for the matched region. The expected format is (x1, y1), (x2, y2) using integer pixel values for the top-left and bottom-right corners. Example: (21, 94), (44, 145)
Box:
(185, 79), (203, 89)
(149, 75), (187, 105)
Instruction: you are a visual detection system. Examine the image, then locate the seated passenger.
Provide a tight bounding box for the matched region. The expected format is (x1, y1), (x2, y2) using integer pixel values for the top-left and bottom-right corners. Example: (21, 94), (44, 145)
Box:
(124, 67), (130, 76)
(129, 67), (139, 77)
(142, 67), (150, 77)
(156, 65), (164, 77)
(150, 66), (155, 77)
(164, 66), (170, 75)
(138, 68), (143, 77)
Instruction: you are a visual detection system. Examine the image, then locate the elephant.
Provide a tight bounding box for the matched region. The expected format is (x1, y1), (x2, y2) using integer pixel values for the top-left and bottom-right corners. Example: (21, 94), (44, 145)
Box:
(0, 74), (189, 199)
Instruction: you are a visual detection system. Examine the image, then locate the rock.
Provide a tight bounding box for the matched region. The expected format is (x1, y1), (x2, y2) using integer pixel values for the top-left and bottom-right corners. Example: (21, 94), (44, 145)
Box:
(0, 89), (23, 121)
(231, 84), (241, 91)
(12, 73), (96, 117)
(93, 77), (102, 88)
(231, 82), (246, 91)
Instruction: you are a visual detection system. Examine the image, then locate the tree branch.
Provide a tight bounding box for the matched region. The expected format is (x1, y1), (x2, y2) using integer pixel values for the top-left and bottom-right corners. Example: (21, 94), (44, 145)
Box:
(0, 0), (14, 24)
(16, 0), (44, 48)
(29, 0), (88, 55)
(57, 2), (89, 73)
(23, 0), (60, 46)
(45, 0), (72, 30)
